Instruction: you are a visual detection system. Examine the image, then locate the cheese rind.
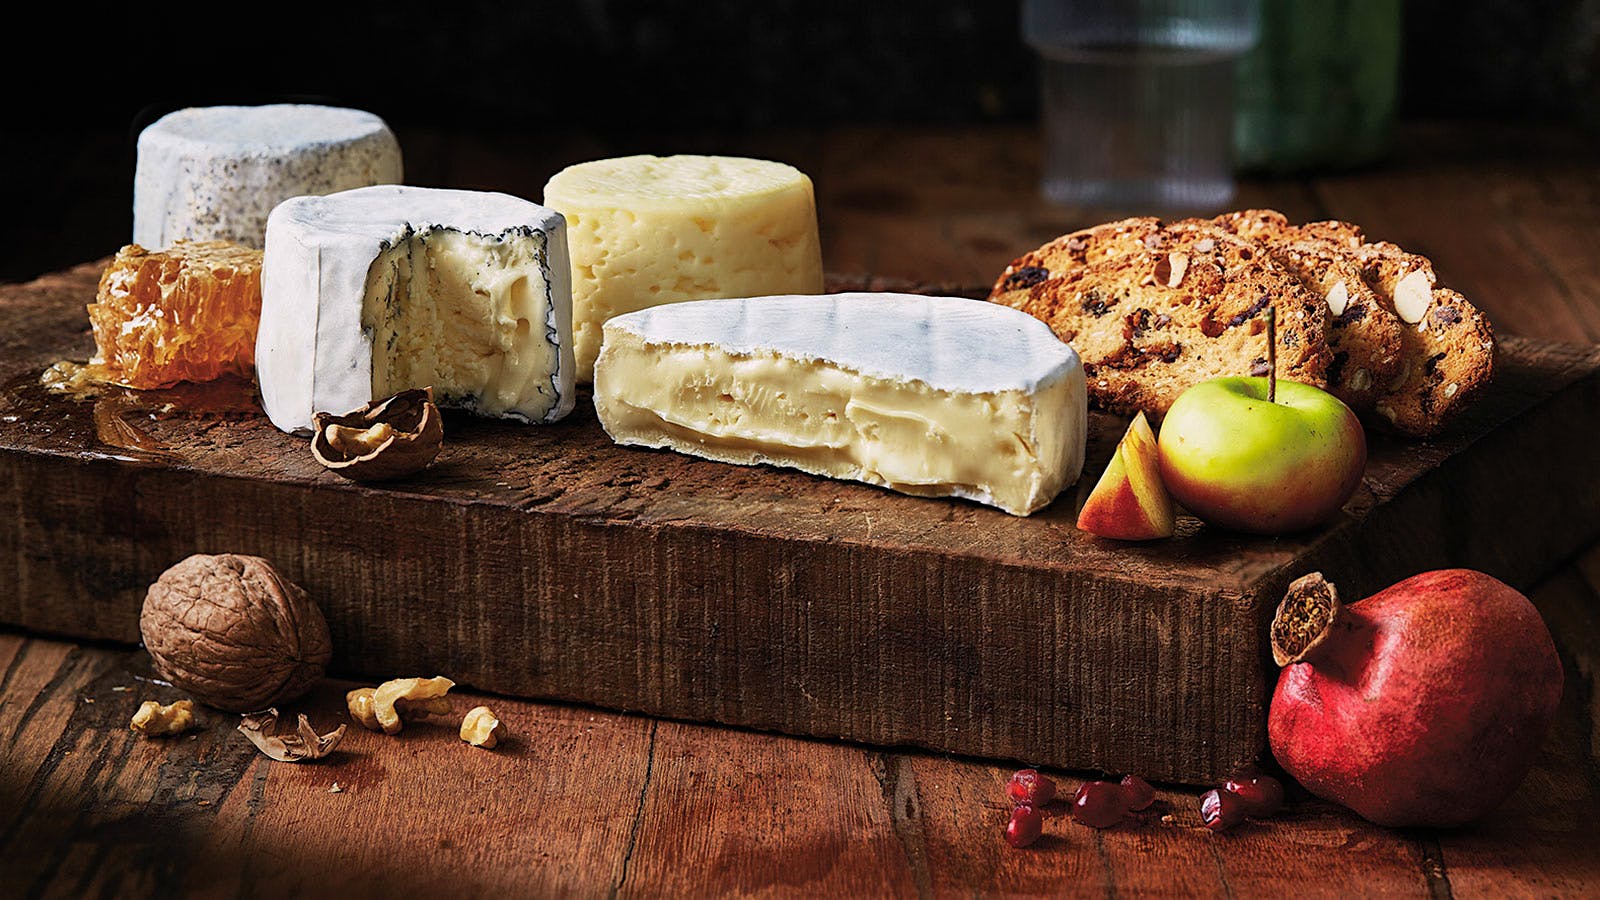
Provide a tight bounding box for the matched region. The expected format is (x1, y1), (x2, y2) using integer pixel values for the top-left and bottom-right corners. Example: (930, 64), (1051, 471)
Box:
(544, 155), (824, 381)
(134, 105), (402, 250)
(593, 294), (1086, 515)
(258, 185), (574, 434)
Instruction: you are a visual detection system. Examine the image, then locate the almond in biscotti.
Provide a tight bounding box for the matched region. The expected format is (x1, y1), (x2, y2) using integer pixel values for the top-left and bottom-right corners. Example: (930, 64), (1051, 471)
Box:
(1212, 210), (1404, 413)
(1288, 221), (1493, 435)
(989, 219), (1331, 417)
(1352, 243), (1495, 436)
(1218, 211), (1494, 435)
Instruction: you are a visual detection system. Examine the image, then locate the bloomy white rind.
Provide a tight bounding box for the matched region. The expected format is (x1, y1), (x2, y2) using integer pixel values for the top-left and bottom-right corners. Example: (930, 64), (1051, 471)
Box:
(257, 185), (574, 434)
(133, 104), (403, 250)
(603, 293), (1080, 394)
(540, 223), (578, 423)
(594, 293), (1087, 515)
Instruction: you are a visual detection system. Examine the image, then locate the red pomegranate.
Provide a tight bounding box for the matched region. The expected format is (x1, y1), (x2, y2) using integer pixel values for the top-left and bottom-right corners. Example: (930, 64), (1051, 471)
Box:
(1268, 569), (1562, 827)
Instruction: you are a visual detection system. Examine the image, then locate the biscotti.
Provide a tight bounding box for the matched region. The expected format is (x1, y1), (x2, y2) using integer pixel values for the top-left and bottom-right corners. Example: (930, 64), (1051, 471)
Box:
(989, 218), (1331, 417)
(1221, 210), (1494, 436)
(1347, 240), (1495, 436)
(1214, 209), (1405, 412)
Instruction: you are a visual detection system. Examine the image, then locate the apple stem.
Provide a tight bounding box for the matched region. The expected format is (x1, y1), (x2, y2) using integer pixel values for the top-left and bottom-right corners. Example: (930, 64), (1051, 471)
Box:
(1267, 305), (1277, 404)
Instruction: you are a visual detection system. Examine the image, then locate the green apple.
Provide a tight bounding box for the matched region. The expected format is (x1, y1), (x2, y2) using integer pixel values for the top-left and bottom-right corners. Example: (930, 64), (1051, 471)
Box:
(1157, 377), (1365, 534)
(1077, 412), (1175, 540)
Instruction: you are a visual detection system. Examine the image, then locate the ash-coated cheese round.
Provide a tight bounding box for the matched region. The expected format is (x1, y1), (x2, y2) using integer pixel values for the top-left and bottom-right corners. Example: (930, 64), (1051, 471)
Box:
(543, 154), (824, 382)
(134, 105), (403, 250)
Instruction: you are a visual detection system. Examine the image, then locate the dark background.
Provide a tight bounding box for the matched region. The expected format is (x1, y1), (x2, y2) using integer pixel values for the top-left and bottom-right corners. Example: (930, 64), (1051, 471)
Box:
(3, 0), (1596, 282)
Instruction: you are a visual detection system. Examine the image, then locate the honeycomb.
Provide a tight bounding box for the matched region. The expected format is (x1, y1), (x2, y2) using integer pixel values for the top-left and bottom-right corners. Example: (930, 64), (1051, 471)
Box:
(88, 240), (263, 388)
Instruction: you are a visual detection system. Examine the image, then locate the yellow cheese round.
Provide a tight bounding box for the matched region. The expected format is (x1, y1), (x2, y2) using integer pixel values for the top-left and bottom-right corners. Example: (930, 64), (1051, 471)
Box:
(544, 155), (824, 381)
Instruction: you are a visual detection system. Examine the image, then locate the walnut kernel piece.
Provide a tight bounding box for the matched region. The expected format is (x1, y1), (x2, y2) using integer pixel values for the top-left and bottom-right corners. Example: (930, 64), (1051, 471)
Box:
(460, 706), (507, 749)
(346, 688), (381, 731)
(311, 388), (443, 482)
(130, 699), (196, 736)
(238, 708), (347, 762)
(365, 676), (456, 735)
(140, 554), (331, 712)
(327, 422), (397, 456)
(347, 682), (455, 733)
(403, 696), (454, 717)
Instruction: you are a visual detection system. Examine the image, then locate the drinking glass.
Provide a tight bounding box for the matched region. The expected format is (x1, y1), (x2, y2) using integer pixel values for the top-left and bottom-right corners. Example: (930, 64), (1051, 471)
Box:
(1023, 0), (1261, 209)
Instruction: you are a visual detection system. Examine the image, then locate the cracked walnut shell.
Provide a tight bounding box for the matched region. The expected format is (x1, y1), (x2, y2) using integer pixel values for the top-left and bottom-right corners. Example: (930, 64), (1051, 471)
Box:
(238, 708), (346, 762)
(311, 388), (443, 482)
(140, 554), (332, 713)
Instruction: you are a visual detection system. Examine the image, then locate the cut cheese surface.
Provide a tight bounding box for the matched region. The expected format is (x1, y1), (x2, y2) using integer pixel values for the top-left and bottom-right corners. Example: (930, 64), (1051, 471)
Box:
(134, 105), (402, 250)
(544, 155), (824, 381)
(258, 185), (574, 434)
(593, 293), (1086, 516)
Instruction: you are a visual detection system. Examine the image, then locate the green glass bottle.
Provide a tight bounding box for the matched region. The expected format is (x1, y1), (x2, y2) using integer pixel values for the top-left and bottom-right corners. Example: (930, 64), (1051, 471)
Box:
(1234, 0), (1401, 172)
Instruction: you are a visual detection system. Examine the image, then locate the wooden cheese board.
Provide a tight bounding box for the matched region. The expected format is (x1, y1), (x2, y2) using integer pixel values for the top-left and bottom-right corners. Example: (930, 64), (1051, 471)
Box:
(3, 261), (1598, 784)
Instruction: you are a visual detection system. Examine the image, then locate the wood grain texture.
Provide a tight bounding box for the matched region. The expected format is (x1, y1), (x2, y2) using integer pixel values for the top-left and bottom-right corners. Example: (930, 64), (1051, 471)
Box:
(3, 122), (1600, 897)
(614, 725), (919, 897)
(0, 637), (658, 897)
(4, 608), (1596, 898)
(2, 269), (1599, 786)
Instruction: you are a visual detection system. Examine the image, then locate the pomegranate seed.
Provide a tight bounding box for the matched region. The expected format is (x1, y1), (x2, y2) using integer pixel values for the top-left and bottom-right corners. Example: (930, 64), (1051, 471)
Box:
(1005, 804), (1044, 848)
(1223, 774), (1285, 818)
(1072, 781), (1128, 829)
(1200, 789), (1245, 832)
(1119, 775), (1156, 811)
(1006, 769), (1058, 807)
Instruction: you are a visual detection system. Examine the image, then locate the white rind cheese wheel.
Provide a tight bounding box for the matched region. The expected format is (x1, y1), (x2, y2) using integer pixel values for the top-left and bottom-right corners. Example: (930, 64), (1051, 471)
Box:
(544, 154), (824, 381)
(134, 105), (403, 250)
(593, 293), (1087, 516)
(258, 185), (575, 435)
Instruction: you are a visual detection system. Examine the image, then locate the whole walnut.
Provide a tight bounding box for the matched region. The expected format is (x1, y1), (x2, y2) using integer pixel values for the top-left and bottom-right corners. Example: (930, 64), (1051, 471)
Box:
(140, 554), (332, 712)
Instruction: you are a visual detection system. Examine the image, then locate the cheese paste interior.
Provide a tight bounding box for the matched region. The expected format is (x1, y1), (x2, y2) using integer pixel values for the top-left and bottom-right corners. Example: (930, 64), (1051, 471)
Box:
(361, 228), (563, 422)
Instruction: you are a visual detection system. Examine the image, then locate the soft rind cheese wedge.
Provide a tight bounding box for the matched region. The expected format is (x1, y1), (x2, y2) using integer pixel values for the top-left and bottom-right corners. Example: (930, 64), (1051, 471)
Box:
(135, 105), (402, 250)
(594, 293), (1086, 516)
(258, 185), (575, 434)
(544, 155), (824, 382)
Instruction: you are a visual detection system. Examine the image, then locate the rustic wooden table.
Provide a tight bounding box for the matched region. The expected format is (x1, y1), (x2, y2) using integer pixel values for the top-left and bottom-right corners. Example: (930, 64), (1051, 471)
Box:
(3, 123), (1599, 897)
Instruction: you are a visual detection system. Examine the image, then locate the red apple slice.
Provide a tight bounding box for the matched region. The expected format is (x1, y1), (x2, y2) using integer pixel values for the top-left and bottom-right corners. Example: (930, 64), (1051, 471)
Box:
(1076, 412), (1176, 540)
